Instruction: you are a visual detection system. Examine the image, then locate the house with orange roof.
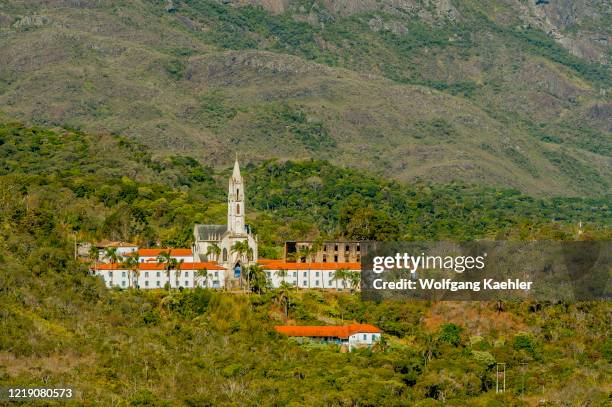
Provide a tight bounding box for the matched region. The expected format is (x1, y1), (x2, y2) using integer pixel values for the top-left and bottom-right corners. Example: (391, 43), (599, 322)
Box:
(275, 324), (382, 349)
(138, 248), (194, 263)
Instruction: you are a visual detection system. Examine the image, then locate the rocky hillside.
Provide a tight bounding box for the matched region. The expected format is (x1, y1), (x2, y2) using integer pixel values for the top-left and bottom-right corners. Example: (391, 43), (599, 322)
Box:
(0, 0), (609, 196)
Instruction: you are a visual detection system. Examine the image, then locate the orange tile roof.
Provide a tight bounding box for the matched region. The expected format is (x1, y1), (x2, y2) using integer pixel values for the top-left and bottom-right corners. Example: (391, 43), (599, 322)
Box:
(257, 258), (280, 264)
(260, 261), (361, 270)
(95, 262), (224, 271)
(138, 248), (193, 257)
(275, 324), (381, 339)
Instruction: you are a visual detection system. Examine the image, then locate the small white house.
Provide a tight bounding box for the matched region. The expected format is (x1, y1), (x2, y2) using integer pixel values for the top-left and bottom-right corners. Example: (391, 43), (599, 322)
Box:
(275, 324), (382, 350)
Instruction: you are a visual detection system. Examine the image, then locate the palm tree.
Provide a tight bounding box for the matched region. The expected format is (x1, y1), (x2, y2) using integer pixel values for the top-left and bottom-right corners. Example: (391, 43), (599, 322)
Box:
(123, 254), (140, 289)
(246, 264), (266, 294)
(348, 271), (361, 292)
(275, 282), (293, 317)
(333, 268), (350, 290)
(89, 245), (100, 275)
(206, 243), (221, 262)
(105, 247), (122, 264)
(231, 240), (250, 289)
(196, 269), (208, 288)
(175, 259), (185, 288)
(297, 245), (314, 288)
(89, 245), (100, 264)
(157, 251), (178, 291)
(275, 268), (288, 286)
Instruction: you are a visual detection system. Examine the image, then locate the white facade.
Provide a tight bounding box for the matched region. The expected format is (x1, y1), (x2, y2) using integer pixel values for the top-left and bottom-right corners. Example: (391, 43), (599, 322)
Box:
(348, 332), (381, 347)
(263, 266), (359, 290)
(93, 262), (226, 289)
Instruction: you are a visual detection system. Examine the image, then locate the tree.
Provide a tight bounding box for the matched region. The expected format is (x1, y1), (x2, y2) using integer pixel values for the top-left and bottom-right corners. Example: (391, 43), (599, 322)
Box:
(123, 254), (140, 289)
(275, 282), (293, 317)
(297, 245), (314, 288)
(88, 245), (100, 263)
(246, 264), (267, 294)
(196, 268), (208, 288)
(275, 268), (288, 285)
(348, 271), (361, 292)
(206, 243), (221, 262)
(157, 251), (179, 291)
(105, 246), (122, 264)
(332, 268), (350, 290)
(231, 240), (251, 289)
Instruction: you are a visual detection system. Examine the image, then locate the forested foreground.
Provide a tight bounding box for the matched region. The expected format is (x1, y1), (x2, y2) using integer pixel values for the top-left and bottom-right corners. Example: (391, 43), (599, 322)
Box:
(0, 121), (610, 405)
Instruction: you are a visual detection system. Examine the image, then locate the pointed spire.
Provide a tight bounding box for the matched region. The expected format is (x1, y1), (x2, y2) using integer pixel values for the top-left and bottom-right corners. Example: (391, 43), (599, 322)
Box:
(232, 155), (241, 180)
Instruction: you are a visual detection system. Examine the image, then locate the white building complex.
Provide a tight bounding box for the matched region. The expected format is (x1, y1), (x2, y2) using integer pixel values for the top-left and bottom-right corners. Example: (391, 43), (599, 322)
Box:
(91, 159), (360, 290)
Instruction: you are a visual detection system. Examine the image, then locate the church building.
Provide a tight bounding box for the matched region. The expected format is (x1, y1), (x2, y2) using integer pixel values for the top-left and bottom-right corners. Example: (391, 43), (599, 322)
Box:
(192, 159), (258, 288)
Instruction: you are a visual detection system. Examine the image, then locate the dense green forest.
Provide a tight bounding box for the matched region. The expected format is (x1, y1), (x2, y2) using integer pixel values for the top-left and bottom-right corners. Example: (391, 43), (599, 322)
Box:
(0, 121), (610, 405)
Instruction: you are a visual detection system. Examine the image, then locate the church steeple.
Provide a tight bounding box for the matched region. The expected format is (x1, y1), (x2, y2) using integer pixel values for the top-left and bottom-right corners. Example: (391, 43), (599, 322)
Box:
(228, 158), (245, 235)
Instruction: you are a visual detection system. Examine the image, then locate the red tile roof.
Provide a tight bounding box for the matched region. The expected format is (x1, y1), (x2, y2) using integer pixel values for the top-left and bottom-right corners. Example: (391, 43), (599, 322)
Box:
(138, 248), (193, 257)
(95, 262), (224, 271)
(275, 324), (381, 339)
(260, 261), (361, 270)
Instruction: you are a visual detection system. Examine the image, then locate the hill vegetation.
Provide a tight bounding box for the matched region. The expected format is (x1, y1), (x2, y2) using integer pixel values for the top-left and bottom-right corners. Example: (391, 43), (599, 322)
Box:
(0, 0), (609, 196)
(0, 120), (610, 404)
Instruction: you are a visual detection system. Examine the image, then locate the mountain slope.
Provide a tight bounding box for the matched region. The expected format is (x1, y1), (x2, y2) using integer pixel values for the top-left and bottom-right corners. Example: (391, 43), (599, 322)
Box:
(0, 0), (609, 196)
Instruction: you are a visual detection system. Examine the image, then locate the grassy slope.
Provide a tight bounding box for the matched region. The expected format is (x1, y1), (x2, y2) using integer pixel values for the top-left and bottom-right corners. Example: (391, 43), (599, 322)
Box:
(0, 0), (609, 196)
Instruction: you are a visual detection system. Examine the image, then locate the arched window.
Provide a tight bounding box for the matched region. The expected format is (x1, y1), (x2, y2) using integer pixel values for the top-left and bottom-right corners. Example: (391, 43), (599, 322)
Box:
(222, 248), (228, 262)
(236, 203), (240, 214)
(237, 188), (239, 197)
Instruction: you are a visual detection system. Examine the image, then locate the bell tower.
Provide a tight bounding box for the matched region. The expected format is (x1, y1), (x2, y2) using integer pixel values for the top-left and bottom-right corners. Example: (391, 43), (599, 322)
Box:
(228, 158), (245, 235)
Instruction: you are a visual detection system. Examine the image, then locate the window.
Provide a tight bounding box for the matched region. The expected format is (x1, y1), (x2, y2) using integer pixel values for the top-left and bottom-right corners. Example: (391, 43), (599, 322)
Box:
(122, 271), (126, 277)
(345, 244), (349, 252)
(344, 256), (349, 262)
(323, 255), (327, 262)
(334, 255), (338, 262)
(222, 248), (228, 261)
(315, 280), (319, 287)
(237, 188), (239, 196)
(334, 244), (338, 251)
(156, 281), (160, 287)
(356, 244), (360, 252)
(109, 271), (113, 278)
(157, 271), (160, 277)
(214, 271), (218, 278)
(122, 281), (126, 287)
(303, 281), (307, 286)
(292, 271), (297, 277)
(315, 272), (319, 277)
(236, 203), (240, 214)
(323, 245), (327, 252)
(303, 271), (307, 277)
(145, 272), (149, 278)
(363, 334), (367, 340)
(145, 281), (149, 287)
(185, 281), (189, 286)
